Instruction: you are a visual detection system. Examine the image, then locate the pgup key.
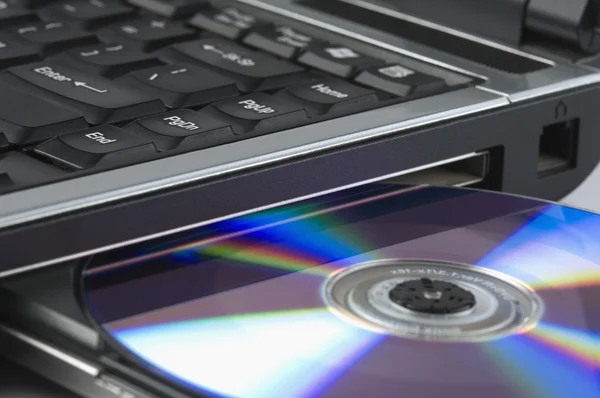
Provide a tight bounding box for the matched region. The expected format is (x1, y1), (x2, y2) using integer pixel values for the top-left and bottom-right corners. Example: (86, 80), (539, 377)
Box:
(238, 99), (275, 114)
(2, 61), (165, 124)
(203, 93), (308, 135)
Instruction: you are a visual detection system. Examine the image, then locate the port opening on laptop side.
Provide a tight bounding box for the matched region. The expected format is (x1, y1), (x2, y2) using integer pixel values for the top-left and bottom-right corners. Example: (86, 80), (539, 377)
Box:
(537, 118), (580, 178)
(380, 147), (503, 190)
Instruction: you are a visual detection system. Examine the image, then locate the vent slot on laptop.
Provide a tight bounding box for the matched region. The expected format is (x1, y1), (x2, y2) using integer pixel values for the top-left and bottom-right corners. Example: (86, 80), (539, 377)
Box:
(299, 0), (551, 73)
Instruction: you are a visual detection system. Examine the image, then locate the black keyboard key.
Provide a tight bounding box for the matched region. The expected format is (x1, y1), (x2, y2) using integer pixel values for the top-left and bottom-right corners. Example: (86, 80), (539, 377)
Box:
(355, 64), (447, 97)
(121, 64), (239, 108)
(0, 83), (87, 144)
(8, 0), (59, 8)
(0, 1), (38, 26)
(0, 133), (9, 150)
(125, 109), (235, 151)
(38, 0), (134, 29)
(243, 25), (314, 59)
(0, 171), (11, 187)
(4, 61), (165, 124)
(203, 93), (308, 135)
(0, 33), (39, 69)
(98, 18), (196, 51)
(189, 6), (260, 40)
(0, 151), (66, 192)
(277, 79), (378, 117)
(54, 43), (162, 77)
(165, 38), (309, 91)
(298, 43), (385, 78)
(127, 0), (207, 19)
(8, 21), (97, 56)
(34, 125), (157, 169)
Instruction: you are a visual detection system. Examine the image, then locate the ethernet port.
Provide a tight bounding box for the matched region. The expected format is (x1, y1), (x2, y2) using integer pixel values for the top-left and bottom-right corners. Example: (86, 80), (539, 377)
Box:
(537, 119), (579, 178)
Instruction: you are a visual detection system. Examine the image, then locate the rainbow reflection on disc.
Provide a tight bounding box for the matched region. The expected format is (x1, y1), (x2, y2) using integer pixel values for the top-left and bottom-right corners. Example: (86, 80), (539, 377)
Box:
(81, 185), (600, 398)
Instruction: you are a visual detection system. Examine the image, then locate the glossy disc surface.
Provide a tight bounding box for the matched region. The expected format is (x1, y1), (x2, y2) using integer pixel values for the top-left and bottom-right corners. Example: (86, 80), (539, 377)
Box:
(81, 185), (600, 398)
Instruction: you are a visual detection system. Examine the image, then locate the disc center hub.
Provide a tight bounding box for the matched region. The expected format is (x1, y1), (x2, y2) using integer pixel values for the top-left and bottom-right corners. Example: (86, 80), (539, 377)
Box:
(389, 277), (476, 314)
(322, 259), (544, 342)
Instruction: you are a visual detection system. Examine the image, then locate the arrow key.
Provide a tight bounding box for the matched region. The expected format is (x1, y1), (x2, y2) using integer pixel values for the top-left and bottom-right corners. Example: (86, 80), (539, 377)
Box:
(3, 61), (165, 124)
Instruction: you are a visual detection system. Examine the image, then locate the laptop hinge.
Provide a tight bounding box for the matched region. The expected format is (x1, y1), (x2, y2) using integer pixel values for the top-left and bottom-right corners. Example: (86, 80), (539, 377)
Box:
(367, 0), (528, 46)
(371, 0), (599, 57)
(525, 0), (600, 54)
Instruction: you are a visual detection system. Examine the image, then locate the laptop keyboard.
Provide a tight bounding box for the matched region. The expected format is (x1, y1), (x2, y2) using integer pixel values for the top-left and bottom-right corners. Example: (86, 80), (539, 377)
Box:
(0, 0), (474, 193)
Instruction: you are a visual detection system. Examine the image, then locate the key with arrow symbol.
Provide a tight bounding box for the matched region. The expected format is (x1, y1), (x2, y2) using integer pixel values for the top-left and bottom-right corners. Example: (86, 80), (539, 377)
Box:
(73, 81), (108, 93)
(80, 49), (100, 57)
(4, 61), (165, 124)
(201, 43), (255, 66)
(167, 38), (309, 91)
(202, 43), (224, 55)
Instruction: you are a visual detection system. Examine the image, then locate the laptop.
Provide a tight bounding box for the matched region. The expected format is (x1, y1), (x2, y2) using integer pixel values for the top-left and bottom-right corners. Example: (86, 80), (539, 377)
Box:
(1, 0), (600, 275)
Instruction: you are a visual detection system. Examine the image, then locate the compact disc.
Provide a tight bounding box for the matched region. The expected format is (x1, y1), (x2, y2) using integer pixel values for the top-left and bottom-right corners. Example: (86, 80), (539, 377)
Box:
(80, 184), (600, 398)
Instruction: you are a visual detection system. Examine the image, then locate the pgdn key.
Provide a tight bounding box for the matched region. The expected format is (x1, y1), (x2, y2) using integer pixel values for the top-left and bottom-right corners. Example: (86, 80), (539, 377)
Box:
(204, 93), (308, 135)
(163, 115), (204, 131)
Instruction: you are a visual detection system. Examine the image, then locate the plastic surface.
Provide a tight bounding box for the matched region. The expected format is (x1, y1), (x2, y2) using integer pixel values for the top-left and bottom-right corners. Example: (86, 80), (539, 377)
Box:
(367, 0), (528, 45)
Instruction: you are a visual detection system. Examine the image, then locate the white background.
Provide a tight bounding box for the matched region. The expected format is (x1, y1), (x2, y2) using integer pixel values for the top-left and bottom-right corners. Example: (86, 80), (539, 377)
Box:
(564, 164), (600, 212)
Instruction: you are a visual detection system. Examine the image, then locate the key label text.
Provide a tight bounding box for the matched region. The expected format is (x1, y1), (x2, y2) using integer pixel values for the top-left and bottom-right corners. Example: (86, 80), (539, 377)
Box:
(163, 116), (199, 131)
(85, 132), (116, 144)
(238, 99), (275, 114)
(311, 83), (348, 99)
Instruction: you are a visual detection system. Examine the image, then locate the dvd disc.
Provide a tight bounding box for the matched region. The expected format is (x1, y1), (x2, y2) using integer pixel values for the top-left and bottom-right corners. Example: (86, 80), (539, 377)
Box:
(80, 185), (600, 398)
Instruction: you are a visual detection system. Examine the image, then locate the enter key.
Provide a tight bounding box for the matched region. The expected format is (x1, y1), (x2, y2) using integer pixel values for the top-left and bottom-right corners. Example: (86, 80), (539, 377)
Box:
(2, 61), (165, 124)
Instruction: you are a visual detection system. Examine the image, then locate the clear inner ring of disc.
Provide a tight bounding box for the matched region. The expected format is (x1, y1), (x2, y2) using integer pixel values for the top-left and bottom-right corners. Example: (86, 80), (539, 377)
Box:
(321, 259), (544, 342)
